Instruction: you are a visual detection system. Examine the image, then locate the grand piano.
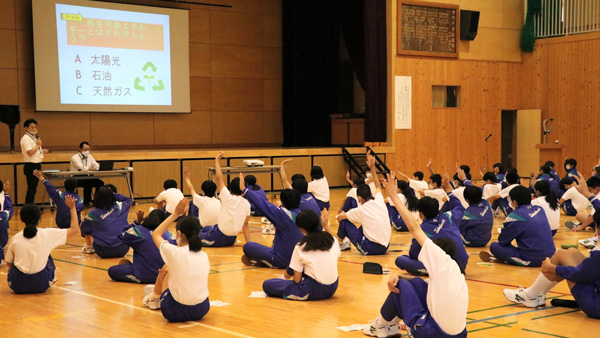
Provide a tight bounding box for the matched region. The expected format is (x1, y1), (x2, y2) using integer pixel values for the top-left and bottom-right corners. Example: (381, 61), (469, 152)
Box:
(0, 105), (20, 152)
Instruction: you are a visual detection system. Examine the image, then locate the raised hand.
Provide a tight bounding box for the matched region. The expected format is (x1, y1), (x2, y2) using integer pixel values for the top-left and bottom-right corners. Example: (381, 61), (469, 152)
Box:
(33, 169), (45, 180)
(174, 198), (189, 216)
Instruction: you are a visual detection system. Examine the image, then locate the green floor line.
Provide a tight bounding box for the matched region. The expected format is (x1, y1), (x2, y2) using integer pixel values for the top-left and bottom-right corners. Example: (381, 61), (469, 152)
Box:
(521, 328), (570, 338)
(54, 258), (108, 271)
(467, 295), (565, 314)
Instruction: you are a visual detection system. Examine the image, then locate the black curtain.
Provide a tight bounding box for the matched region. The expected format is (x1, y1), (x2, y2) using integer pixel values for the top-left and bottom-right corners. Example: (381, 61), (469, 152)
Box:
(339, 0), (365, 90)
(282, 1), (339, 147)
(363, 0), (387, 143)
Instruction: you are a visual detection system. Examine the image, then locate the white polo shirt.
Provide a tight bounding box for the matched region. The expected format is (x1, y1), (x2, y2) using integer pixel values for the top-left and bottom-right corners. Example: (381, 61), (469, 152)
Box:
(482, 183), (502, 200)
(156, 188), (185, 214)
(346, 193), (391, 246)
(159, 241), (209, 305)
(532, 196), (560, 231)
(288, 238), (340, 285)
(69, 153), (100, 171)
(308, 177), (330, 202)
(5, 228), (67, 274)
(193, 194), (221, 226)
(419, 238), (468, 335)
(217, 187), (250, 236)
(388, 193), (421, 222)
(452, 187), (469, 209)
(562, 186), (589, 212)
(409, 179), (428, 198)
(424, 189), (448, 210)
(498, 184), (519, 199)
(20, 133), (43, 163)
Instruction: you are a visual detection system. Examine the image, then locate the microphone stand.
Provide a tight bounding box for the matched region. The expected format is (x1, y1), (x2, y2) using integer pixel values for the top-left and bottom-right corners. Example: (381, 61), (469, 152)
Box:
(485, 134), (492, 171)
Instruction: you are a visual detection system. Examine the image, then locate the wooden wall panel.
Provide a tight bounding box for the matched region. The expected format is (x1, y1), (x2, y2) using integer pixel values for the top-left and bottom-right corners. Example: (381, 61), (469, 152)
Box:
(271, 156), (312, 190)
(132, 160), (180, 198)
(0, 165), (15, 198)
(98, 161), (130, 198)
(313, 156), (348, 188)
(181, 159), (214, 195)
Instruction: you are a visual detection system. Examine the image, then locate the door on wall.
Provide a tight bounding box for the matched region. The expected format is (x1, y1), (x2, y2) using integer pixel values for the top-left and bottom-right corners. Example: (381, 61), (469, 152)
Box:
(501, 110), (517, 169)
(515, 109), (542, 175)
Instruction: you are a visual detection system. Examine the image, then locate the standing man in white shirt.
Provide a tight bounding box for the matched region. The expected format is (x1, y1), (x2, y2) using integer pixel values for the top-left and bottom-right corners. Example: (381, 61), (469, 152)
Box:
(70, 142), (103, 206)
(20, 119), (49, 205)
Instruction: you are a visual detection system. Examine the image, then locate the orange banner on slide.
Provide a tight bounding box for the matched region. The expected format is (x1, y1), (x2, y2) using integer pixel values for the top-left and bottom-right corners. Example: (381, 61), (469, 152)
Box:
(66, 18), (164, 51)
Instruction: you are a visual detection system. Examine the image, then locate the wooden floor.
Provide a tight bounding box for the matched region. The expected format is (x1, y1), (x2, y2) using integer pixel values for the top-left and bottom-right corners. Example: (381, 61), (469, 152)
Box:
(1, 188), (597, 337)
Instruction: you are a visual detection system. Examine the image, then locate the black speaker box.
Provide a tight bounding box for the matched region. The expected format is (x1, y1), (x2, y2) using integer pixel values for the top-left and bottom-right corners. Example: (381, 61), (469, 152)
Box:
(460, 10), (480, 41)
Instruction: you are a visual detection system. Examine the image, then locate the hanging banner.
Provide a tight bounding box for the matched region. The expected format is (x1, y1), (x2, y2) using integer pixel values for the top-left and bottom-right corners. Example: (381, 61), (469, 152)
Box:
(395, 76), (412, 129)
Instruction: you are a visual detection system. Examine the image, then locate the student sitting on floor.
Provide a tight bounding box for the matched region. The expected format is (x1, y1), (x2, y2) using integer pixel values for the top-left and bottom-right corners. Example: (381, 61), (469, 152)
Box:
(481, 172), (502, 202)
(154, 179), (184, 218)
(564, 158), (579, 182)
(561, 176), (600, 231)
(262, 210), (340, 301)
(183, 167), (221, 227)
(241, 173), (304, 268)
(486, 171), (521, 217)
(340, 171), (365, 213)
(307, 165), (330, 211)
(480, 186), (556, 267)
(531, 180), (560, 236)
(575, 173), (600, 248)
(503, 175), (600, 318)
(34, 170), (84, 229)
(143, 199), (210, 323)
(80, 186), (132, 258)
(280, 158), (322, 226)
(534, 165), (560, 194)
(0, 179), (14, 261)
(244, 175), (267, 217)
(395, 176), (469, 275)
(363, 172), (468, 338)
(108, 209), (173, 284)
(458, 185), (494, 247)
(493, 162), (508, 188)
(336, 154), (390, 255)
(387, 180), (420, 232)
(199, 152), (251, 247)
(417, 174), (448, 211)
(544, 161), (561, 182)
(396, 170), (429, 199)
(5, 197), (79, 294)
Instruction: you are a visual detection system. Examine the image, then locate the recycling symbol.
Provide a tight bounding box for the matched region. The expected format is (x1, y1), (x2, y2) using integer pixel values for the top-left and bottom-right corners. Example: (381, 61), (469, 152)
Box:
(134, 62), (165, 91)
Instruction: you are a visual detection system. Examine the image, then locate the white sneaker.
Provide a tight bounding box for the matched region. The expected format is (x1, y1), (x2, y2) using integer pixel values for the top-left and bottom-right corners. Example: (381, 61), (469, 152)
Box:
(144, 285), (155, 296)
(262, 224), (276, 235)
(387, 322), (404, 337)
(82, 245), (95, 254)
(578, 236), (598, 249)
(363, 320), (390, 338)
(143, 293), (161, 310)
(261, 217), (270, 224)
(339, 238), (351, 251)
(503, 287), (546, 308)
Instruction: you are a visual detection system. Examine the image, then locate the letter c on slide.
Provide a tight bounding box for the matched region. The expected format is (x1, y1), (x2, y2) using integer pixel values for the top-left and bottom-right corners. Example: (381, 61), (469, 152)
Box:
(76, 86), (82, 95)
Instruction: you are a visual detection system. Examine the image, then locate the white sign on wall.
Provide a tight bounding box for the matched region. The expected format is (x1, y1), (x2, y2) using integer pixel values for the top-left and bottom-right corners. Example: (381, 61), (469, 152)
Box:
(395, 76), (412, 129)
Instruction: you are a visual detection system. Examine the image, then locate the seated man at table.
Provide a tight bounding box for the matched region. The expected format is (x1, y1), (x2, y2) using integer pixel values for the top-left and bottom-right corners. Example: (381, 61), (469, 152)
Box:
(70, 141), (104, 206)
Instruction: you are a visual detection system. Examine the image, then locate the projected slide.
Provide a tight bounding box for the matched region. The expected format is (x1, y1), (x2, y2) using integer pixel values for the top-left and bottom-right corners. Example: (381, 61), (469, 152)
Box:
(55, 4), (171, 105)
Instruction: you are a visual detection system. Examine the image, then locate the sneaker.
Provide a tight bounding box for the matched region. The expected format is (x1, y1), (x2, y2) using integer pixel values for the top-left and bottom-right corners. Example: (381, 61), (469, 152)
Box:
(143, 293), (161, 310)
(262, 224), (276, 235)
(82, 245), (95, 254)
(493, 209), (500, 217)
(241, 255), (266, 267)
(578, 236), (598, 249)
(387, 322), (404, 337)
(564, 221), (581, 229)
(261, 217), (270, 224)
(339, 238), (351, 251)
(503, 287), (546, 308)
(363, 320), (390, 338)
(144, 285), (155, 296)
(479, 251), (497, 263)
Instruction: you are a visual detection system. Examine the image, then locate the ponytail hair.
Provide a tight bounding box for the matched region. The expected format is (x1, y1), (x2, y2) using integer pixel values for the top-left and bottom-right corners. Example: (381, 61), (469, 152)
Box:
(21, 204), (41, 239)
(296, 210), (334, 252)
(175, 216), (203, 252)
(534, 180), (559, 210)
(397, 180), (418, 212)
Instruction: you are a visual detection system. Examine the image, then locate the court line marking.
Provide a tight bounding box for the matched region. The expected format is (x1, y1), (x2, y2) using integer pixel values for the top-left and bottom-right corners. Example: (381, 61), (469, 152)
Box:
(0, 271), (256, 338)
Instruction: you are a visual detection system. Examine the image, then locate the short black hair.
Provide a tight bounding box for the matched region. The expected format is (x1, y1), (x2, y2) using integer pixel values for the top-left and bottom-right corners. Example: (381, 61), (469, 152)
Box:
(356, 184), (373, 201)
(229, 177), (243, 195)
(21, 204), (41, 239)
(483, 172), (497, 183)
(508, 185), (531, 206)
(292, 179), (308, 194)
(464, 186), (483, 205)
(310, 166), (324, 180)
(64, 178), (77, 192)
(559, 177), (573, 190)
(79, 141), (90, 149)
(429, 174), (442, 188)
(105, 184), (117, 193)
(540, 165), (551, 175)
(94, 186), (116, 209)
(413, 171), (424, 180)
(280, 188), (301, 209)
(564, 158), (577, 168)
(506, 172), (520, 185)
(23, 118), (37, 128)
(418, 196), (439, 220)
(493, 163), (505, 174)
(163, 179), (177, 190)
(459, 165), (471, 174)
(201, 180), (217, 197)
(452, 173), (465, 187)
(353, 177), (365, 186)
(244, 175), (257, 186)
(291, 173), (305, 181)
(432, 238), (464, 274)
(587, 176), (600, 189)
(142, 209), (167, 230)
(544, 161), (555, 168)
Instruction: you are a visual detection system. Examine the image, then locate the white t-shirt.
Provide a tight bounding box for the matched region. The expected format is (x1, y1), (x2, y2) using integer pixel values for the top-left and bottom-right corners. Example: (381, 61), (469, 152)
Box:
(424, 189), (448, 210)
(452, 187), (469, 209)
(409, 179), (428, 198)
(562, 186), (589, 212)
(159, 241), (209, 306)
(346, 187), (358, 201)
(308, 177), (330, 202)
(193, 194), (221, 226)
(288, 238), (340, 285)
(418, 238), (468, 335)
(217, 187), (251, 236)
(5, 228), (67, 274)
(69, 153), (100, 171)
(387, 193), (420, 222)
(498, 184), (519, 199)
(20, 133), (43, 163)
(346, 193), (391, 246)
(531, 196), (560, 231)
(482, 183), (502, 200)
(156, 188), (185, 214)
